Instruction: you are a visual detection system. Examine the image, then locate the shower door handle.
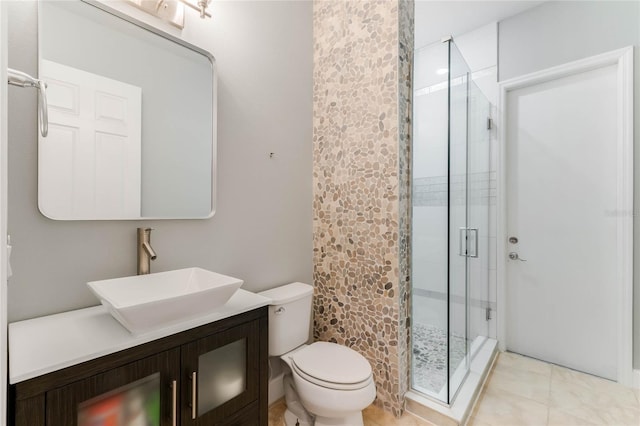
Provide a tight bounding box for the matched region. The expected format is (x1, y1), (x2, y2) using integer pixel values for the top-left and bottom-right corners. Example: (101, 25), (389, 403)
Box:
(459, 228), (478, 258)
(467, 228), (478, 257)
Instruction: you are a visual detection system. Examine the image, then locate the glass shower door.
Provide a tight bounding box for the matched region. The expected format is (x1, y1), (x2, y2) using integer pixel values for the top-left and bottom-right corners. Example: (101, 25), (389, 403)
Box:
(448, 39), (492, 401)
(411, 40), (450, 401)
(466, 78), (491, 355)
(411, 37), (492, 405)
(447, 40), (469, 400)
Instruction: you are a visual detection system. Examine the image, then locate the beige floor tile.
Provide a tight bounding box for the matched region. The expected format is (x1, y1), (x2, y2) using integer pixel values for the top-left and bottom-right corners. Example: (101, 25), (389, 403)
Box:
(547, 365), (640, 426)
(400, 413), (439, 426)
(269, 401), (434, 426)
(268, 399), (286, 426)
(551, 403), (640, 426)
(363, 404), (397, 425)
(552, 365), (634, 396)
(363, 416), (384, 426)
(471, 386), (549, 426)
(465, 415), (494, 426)
(600, 407), (640, 426)
(550, 369), (640, 411)
(485, 366), (551, 404)
(468, 353), (640, 426)
(547, 408), (598, 426)
(597, 407), (640, 426)
(364, 404), (435, 426)
(270, 355), (640, 426)
(494, 352), (552, 378)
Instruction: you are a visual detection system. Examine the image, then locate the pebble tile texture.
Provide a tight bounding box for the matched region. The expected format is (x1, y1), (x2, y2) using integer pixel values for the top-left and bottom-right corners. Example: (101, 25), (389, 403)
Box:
(411, 323), (466, 394)
(312, 0), (414, 417)
(397, 0), (414, 413)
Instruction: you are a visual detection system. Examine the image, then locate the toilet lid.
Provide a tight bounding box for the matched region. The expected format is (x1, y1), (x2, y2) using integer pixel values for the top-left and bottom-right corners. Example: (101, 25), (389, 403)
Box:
(291, 342), (372, 384)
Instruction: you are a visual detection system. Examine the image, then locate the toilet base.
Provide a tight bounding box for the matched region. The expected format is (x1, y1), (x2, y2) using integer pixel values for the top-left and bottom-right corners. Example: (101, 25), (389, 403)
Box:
(284, 408), (313, 426)
(283, 407), (364, 426)
(314, 412), (364, 426)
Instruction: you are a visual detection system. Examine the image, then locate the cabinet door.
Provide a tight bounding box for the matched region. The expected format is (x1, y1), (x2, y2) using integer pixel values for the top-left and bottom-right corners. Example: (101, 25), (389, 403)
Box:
(181, 320), (259, 425)
(46, 348), (181, 426)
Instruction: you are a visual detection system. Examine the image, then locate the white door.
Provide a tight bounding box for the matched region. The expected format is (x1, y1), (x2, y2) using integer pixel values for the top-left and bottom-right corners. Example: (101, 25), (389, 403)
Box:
(39, 60), (142, 219)
(504, 56), (629, 381)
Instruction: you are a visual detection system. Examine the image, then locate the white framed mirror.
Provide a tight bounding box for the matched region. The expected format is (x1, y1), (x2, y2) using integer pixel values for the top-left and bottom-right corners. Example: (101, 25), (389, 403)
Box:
(38, 0), (216, 220)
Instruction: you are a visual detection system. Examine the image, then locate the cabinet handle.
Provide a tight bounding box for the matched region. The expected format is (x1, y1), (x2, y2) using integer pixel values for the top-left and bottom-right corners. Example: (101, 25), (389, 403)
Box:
(171, 380), (177, 426)
(191, 371), (197, 419)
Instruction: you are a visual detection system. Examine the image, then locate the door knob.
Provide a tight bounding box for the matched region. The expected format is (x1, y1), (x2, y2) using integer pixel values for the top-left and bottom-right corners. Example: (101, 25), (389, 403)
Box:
(508, 252), (527, 261)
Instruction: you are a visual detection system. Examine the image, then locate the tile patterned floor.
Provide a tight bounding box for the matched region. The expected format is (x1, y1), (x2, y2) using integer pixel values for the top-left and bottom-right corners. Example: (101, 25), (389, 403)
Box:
(269, 352), (640, 426)
(467, 352), (640, 426)
(268, 399), (435, 426)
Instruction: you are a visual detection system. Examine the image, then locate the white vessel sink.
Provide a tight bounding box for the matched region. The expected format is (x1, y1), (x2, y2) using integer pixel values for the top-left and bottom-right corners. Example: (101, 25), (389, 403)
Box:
(88, 267), (243, 333)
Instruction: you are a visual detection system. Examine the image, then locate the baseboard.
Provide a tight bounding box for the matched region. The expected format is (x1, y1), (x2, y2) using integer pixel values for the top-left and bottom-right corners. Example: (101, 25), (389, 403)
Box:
(633, 369), (640, 389)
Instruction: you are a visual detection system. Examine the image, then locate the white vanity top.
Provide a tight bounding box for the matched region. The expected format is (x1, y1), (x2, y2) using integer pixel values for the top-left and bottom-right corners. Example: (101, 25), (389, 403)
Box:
(9, 289), (271, 384)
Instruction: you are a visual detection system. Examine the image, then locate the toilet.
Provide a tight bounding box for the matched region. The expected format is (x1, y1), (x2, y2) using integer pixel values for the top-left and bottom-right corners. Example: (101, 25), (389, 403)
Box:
(259, 283), (376, 426)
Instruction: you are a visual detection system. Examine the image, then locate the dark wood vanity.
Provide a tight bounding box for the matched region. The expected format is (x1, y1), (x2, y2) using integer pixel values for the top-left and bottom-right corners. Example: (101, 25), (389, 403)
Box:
(9, 307), (268, 426)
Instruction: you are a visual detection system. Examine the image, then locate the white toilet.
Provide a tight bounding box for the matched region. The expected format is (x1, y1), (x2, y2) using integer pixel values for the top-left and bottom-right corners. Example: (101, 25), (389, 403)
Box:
(259, 283), (376, 426)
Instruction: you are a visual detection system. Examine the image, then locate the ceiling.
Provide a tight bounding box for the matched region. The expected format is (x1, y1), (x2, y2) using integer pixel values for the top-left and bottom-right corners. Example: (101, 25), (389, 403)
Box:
(415, 0), (546, 48)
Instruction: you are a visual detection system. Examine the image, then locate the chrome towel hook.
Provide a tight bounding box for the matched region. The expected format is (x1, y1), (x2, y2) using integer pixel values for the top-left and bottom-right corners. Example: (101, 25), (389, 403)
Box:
(7, 68), (48, 137)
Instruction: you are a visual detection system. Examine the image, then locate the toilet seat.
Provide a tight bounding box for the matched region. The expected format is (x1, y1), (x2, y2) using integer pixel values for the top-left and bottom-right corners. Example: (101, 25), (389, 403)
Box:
(291, 361), (373, 391)
(290, 342), (373, 391)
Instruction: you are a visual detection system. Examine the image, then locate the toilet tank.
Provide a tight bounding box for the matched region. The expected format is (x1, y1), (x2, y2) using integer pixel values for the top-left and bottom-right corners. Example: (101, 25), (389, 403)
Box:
(258, 282), (314, 356)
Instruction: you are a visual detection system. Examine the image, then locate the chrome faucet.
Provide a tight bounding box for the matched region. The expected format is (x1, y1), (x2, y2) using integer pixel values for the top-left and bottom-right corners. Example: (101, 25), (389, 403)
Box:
(137, 227), (157, 275)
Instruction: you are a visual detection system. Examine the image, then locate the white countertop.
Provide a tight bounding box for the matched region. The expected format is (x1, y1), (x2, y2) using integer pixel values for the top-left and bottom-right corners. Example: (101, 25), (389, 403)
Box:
(9, 289), (271, 384)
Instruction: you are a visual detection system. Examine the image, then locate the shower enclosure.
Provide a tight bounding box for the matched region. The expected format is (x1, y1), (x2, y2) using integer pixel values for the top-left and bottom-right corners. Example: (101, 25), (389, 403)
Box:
(411, 38), (492, 404)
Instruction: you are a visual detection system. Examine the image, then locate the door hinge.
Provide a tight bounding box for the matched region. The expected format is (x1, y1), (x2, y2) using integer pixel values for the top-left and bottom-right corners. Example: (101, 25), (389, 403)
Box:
(487, 117), (493, 130)
(486, 307), (492, 321)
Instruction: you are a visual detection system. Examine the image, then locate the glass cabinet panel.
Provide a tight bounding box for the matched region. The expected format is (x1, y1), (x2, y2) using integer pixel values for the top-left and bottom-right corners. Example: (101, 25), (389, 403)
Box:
(46, 348), (180, 426)
(182, 320), (258, 425)
(78, 373), (160, 426)
(197, 338), (247, 415)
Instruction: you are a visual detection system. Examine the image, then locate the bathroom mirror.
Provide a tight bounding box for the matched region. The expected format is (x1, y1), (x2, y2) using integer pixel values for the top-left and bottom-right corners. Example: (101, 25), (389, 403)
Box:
(38, 0), (216, 220)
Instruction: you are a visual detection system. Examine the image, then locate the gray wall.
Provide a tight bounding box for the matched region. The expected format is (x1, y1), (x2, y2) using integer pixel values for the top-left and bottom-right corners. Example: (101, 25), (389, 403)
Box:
(7, 0), (313, 321)
(498, 1), (640, 367)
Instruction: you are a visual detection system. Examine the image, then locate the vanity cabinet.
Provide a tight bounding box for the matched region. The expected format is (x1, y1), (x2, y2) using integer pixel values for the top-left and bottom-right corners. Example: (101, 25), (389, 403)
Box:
(10, 307), (268, 426)
(182, 321), (260, 425)
(47, 349), (180, 426)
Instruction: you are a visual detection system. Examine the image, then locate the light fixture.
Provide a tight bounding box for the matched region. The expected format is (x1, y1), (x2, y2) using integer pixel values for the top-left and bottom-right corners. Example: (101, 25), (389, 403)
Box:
(180, 0), (212, 19)
(125, 0), (211, 29)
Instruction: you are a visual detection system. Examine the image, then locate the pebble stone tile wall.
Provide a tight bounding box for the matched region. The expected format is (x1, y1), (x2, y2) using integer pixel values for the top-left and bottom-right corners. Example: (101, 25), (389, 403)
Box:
(397, 0), (414, 415)
(312, 0), (414, 417)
